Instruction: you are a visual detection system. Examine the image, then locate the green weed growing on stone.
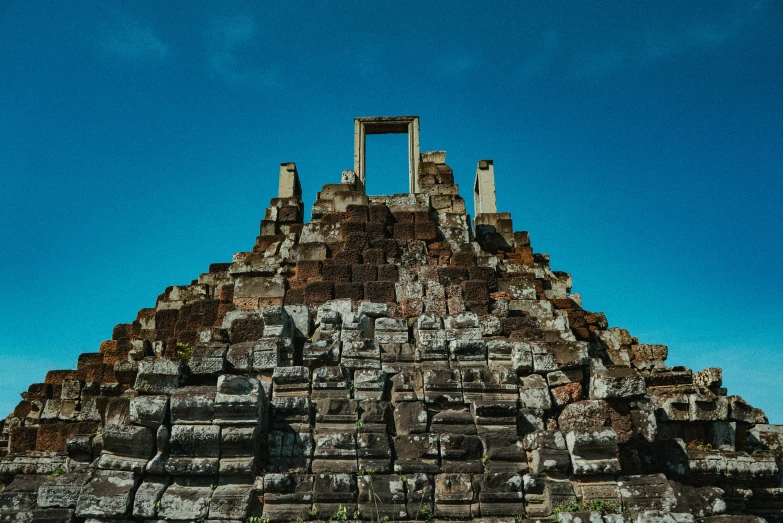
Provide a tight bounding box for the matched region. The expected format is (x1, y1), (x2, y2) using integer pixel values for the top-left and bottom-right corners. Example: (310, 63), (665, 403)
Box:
(48, 467), (65, 479)
(176, 342), (193, 361)
(308, 506), (319, 519)
(332, 504), (349, 521)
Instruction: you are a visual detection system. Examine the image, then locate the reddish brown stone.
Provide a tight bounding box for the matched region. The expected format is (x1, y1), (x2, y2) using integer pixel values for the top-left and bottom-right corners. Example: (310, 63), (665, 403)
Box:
(572, 327), (591, 341)
(393, 223), (416, 241)
(321, 212), (345, 224)
(377, 264), (399, 282)
(566, 311), (587, 331)
(468, 267), (498, 291)
(343, 232), (368, 251)
(362, 248), (386, 265)
(368, 204), (392, 224)
(399, 298), (424, 317)
(333, 249), (363, 265)
(229, 319), (265, 343)
(364, 281), (396, 303)
(288, 223), (304, 235)
(466, 302), (490, 315)
(36, 422), (99, 453)
(284, 289), (305, 305)
(193, 299), (220, 326)
(585, 312), (608, 329)
(392, 211), (414, 224)
(450, 252), (476, 268)
(369, 239), (399, 259)
(156, 309), (179, 330)
(462, 280), (489, 303)
(342, 222), (366, 236)
(44, 370), (71, 385)
(335, 282), (364, 301)
(9, 426), (38, 454)
(255, 234), (286, 252)
(12, 400), (32, 418)
(428, 242), (452, 258)
(209, 262), (231, 273)
(345, 204), (369, 223)
(351, 264), (377, 284)
(112, 323), (132, 341)
(558, 399), (633, 443)
(322, 264), (351, 283)
(552, 382), (584, 407)
(415, 222), (438, 241)
(413, 211), (431, 223)
(278, 205), (300, 222)
(296, 261), (322, 280)
(365, 222), (387, 241)
(216, 303), (235, 324)
(437, 267), (468, 285)
(219, 283), (234, 303)
(78, 364), (105, 383)
(306, 281), (334, 305)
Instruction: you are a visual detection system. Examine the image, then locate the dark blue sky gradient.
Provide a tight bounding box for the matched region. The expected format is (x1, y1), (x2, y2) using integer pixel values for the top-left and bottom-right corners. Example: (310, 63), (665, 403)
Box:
(1, 1), (781, 419)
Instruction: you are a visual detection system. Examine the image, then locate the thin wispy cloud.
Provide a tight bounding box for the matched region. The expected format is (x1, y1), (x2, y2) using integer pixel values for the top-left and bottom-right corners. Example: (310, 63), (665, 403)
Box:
(96, 5), (168, 61)
(519, 2), (770, 80)
(207, 15), (279, 87)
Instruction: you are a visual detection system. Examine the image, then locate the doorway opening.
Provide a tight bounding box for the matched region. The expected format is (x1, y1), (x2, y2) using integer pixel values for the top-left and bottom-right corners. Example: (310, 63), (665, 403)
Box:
(365, 133), (411, 196)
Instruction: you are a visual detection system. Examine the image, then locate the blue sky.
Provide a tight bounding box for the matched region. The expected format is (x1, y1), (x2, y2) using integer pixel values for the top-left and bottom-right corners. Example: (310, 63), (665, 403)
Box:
(1, 1), (781, 420)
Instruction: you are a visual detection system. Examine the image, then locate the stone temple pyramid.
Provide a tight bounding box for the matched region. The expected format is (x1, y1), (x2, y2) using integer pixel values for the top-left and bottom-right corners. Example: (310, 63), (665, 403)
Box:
(1, 116), (781, 522)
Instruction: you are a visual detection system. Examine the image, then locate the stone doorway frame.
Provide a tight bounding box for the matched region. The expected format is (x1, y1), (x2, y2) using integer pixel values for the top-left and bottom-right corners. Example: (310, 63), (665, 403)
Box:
(354, 116), (420, 194)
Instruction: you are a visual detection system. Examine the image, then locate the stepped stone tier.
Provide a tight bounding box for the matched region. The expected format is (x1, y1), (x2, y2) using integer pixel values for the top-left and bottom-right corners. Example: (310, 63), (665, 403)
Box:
(1, 116), (781, 523)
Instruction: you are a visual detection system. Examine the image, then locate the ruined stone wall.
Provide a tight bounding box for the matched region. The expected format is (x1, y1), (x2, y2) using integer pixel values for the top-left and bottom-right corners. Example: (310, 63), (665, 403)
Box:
(0, 148), (782, 522)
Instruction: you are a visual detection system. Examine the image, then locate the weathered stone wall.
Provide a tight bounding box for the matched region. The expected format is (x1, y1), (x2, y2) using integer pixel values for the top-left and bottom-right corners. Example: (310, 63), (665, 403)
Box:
(0, 144), (781, 522)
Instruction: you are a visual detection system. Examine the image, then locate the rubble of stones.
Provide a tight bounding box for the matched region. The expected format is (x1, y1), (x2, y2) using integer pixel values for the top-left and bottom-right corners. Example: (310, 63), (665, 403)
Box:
(0, 156), (782, 523)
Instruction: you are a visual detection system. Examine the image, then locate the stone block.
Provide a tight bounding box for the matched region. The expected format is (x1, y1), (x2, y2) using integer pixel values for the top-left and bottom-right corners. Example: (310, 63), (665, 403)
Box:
(434, 473), (478, 519)
(234, 275), (286, 299)
(134, 357), (185, 394)
(565, 429), (621, 475)
(209, 480), (254, 519)
(170, 386), (216, 424)
(312, 432), (358, 473)
(215, 374), (264, 424)
(590, 367), (646, 399)
(476, 472), (525, 517)
(482, 435), (528, 473)
(689, 393), (729, 421)
(166, 424), (220, 475)
(394, 433), (440, 474)
(75, 470), (138, 518)
(313, 473), (358, 517)
(519, 374), (552, 410)
(157, 480), (213, 521)
(342, 339), (382, 370)
(357, 432), (392, 473)
(424, 368), (463, 405)
(129, 395), (168, 427)
(266, 431), (314, 473)
(37, 471), (91, 509)
(270, 364), (308, 396)
(358, 474), (407, 520)
(312, 365), (351, 399)
(132, 478), (169, 518)
(440, 433), (484, 473)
